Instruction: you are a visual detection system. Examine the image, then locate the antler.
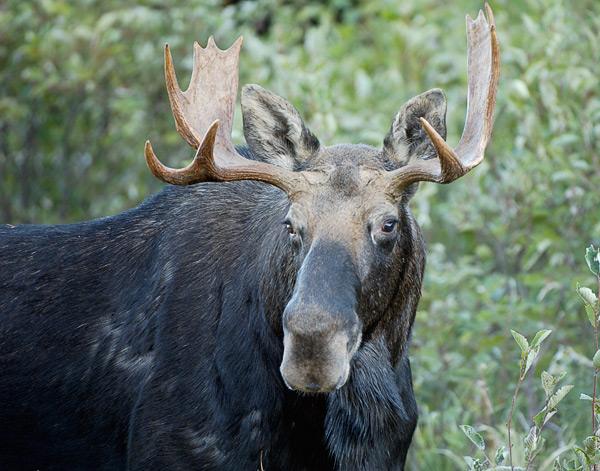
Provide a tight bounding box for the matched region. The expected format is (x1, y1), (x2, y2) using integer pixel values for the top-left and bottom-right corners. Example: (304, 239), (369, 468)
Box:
(386, 3), (500, 194)
(144, 37), (303, 193)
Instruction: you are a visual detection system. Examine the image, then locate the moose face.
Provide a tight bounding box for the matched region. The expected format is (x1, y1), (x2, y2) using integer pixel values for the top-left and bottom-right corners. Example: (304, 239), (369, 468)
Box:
(279, 166), (400, 392)
(144, 8), (498, 394)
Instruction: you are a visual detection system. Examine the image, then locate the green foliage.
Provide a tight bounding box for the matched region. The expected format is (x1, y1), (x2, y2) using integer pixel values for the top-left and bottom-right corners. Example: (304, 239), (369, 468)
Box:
(566, 248), (600, 471)
(2, 0), (600, 469)
(461, 328), (572, 469)
(461, 425), (486, 451)
(586, 247), (600, 277)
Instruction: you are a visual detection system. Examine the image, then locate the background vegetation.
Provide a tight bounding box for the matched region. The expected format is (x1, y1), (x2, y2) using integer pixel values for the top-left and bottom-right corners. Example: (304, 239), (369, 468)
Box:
(1, 0), (599, 468)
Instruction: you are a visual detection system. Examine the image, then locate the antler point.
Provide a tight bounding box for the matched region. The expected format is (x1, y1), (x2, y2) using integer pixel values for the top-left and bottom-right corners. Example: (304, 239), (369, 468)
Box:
(484, 3), (496, 27)
(228, 36), (244, 51)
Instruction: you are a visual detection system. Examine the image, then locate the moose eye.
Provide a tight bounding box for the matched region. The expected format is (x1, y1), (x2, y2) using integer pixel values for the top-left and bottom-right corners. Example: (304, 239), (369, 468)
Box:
(283, 220), (296, 236)
(381, 219), (398, 233)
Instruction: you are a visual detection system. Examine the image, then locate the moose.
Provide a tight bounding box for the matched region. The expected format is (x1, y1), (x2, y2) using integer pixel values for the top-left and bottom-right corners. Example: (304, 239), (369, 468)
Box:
(0, 5), (499, 470)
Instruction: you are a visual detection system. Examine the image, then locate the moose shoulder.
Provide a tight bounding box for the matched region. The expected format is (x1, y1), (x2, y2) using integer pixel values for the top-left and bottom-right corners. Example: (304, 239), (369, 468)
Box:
(0, 5), (499, 471)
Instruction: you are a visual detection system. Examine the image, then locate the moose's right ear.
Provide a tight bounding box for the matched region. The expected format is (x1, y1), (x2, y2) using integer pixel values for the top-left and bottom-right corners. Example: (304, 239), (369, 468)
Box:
(241, 84), (320, 170)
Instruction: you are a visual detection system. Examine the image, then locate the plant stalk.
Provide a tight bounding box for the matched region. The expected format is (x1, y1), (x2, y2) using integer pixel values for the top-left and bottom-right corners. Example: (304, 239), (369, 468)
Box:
(594, 273), (600, 471)
(507, 371), (523, 471)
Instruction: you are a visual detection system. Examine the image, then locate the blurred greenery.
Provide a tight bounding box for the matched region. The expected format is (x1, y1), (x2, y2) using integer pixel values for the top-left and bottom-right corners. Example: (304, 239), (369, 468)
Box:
(1, 0), (599, 468)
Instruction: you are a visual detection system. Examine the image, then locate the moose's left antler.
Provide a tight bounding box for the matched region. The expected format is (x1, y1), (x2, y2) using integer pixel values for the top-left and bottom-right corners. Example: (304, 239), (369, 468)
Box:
(386, 3), (500, 194)
(144, 37), (305, 193)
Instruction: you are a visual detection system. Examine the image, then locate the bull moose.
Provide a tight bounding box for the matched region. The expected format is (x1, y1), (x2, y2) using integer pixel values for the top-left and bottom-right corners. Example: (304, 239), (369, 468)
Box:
(0, 4), (499, 470)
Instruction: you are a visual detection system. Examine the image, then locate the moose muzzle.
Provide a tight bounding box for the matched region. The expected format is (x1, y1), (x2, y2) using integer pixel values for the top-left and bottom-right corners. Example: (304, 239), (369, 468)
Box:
(280, 241), (361, 393)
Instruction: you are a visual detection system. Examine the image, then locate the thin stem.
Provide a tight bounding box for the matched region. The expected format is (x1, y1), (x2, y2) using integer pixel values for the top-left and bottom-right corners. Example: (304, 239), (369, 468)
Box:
(507, 372), (523, 471)
(594, 369), (598, 436)
(594, 273), (600, 471)
(594, 286), (599, 438)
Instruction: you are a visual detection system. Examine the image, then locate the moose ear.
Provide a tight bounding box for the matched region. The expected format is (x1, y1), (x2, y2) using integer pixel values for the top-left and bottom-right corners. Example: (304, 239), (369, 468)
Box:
(383, 88), (447, 167)
(241, 84), (320, 170)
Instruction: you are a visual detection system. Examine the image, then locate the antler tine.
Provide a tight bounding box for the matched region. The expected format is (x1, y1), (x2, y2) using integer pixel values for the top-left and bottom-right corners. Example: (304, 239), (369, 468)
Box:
(145, 37), (302, 193)
(386, 3), (500, 194)
(163, 43), (202, 149)
(145, 121), (219, 186)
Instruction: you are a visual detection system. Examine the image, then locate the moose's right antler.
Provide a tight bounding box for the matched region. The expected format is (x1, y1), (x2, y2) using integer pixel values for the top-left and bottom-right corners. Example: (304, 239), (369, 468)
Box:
(144, 37), (304, 193)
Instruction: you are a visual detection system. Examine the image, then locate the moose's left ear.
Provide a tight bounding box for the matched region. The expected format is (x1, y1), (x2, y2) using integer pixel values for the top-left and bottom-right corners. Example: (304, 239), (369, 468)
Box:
(383, 88), (447, 167)
(241, 84), (320, 170)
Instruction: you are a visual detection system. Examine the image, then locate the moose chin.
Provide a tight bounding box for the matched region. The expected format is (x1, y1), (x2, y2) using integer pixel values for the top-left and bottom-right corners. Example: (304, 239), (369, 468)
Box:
(0, 4), (499, 470)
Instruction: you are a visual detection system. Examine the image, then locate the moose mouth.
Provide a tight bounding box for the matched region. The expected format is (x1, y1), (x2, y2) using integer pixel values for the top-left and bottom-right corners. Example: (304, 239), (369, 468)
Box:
(279, 326), (362, 394)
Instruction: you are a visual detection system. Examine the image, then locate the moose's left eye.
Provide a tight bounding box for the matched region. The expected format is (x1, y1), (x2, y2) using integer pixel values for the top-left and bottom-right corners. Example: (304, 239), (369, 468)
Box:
(381, 219), (398, 233)
(283, 219), (298, 237)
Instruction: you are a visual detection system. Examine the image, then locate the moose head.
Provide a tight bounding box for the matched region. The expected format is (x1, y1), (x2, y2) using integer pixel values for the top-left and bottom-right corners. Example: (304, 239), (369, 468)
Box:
(145, 5), (499, 393)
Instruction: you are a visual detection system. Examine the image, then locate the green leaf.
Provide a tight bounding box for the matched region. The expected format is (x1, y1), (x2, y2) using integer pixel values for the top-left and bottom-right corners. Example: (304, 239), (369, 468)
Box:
(541, 371), (557, 398)
(562, 451), (585, 470)
(533, 409), (545, 429)
(524, 346), (541, 377)
(531, 329), (552, 348)
(582, 436), (600, 460)
(577, 284), (599, 326)
(548, 384), (574, 409)
(593, 350), (600, 370)
(460, 424), (485, 451)
(523, 425), (539, 455)
(586, 245), (600, 276)
(511, 330), (529, 353)
(463, 456), (485, 471)
(495, 445), (506, 465)
(544, 409), (557, 426)
(574, 446), (590, 464)
(580, 393), (593, 401)
(566, 450), (586, 470)
(578, 286), (598, 306)
(585, 303), (597, 328)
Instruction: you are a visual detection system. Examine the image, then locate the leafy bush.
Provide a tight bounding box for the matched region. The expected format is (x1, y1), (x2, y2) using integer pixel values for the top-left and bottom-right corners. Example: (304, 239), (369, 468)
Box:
(1, 0), (599, 469)
(449, 247), (600, 470)
(459, 328), (571, 470)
